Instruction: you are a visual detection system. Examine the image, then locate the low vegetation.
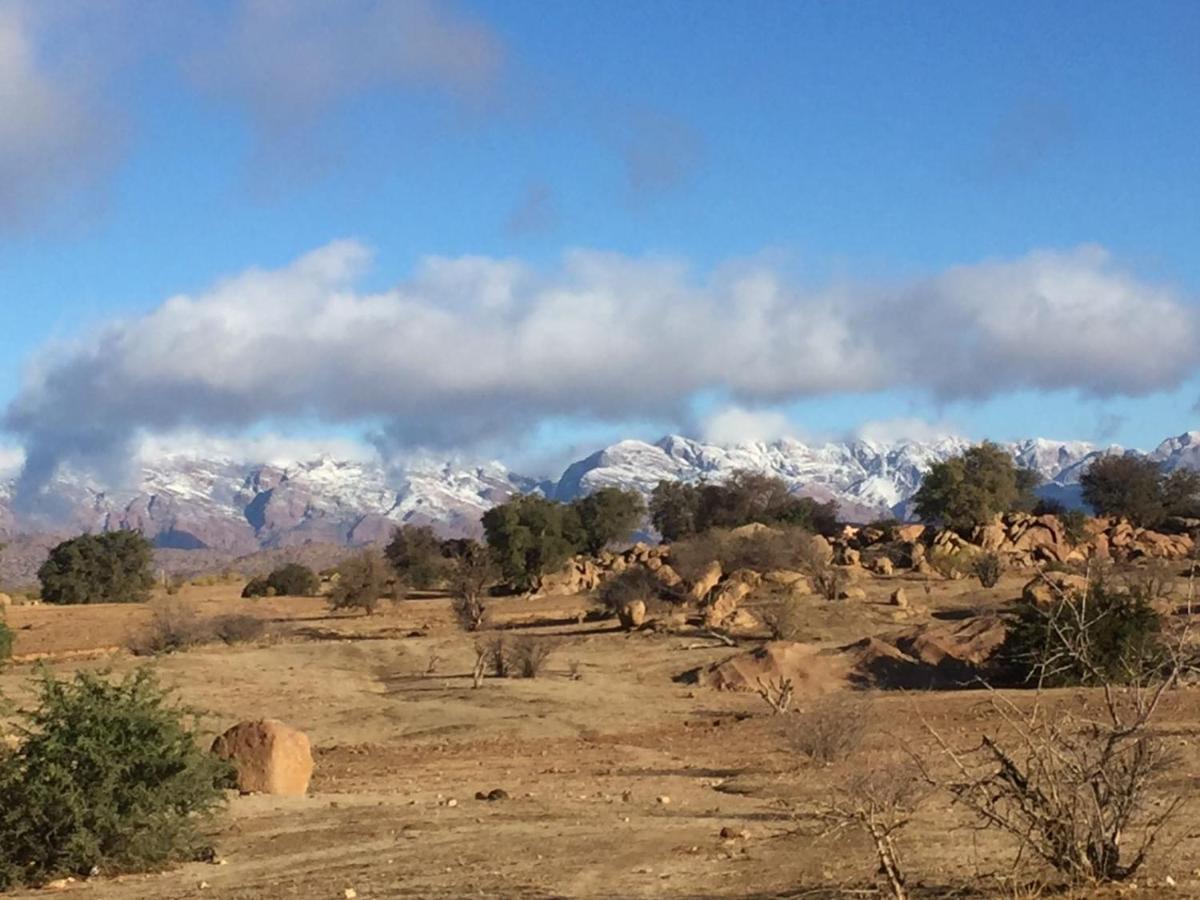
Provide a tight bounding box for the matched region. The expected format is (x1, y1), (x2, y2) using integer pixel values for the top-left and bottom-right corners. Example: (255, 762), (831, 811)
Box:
(38, 530), (155, 605)
(0, 616), (11, 665)
(328, 550), (390, 615)
(1082, 454), (1200, 528)
(0, 669), (229, 890)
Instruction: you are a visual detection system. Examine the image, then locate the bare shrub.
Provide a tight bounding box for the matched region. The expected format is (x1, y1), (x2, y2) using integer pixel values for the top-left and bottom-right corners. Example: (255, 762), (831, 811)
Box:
(760, 594), (806, 640)
(598, 567), (665, 615)
(670, 525), (814, 583)
(788, 695), (870, 763)
(755, 676), (794, 714)
(1123, 561), (1177, 604)
(972, 550), (1004, 588)
(480, 636), (511, 678)
(447, 544), (497, 631)
(127, 601), (212, 656)
(510, 636), (557, 678)
(211, 614), (267, 645)
(452, 595), (489, 632)
(920, 577), (1191, 885)
(815, 762), (924, 900)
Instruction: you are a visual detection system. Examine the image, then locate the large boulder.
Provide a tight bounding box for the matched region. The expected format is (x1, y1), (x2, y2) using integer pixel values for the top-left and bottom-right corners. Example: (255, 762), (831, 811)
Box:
(0, 592), (11, 609)
(850, 616), (1008, 690)
(617, 599), (647, 630)
(1021, 572), (1089, 607)
(704, 580), (753, 628)
(652, 563), (683, 590)
(687, 561), (723, 603)
(871, 557), (894, 576)
(211, 720), (314, 797)
(895, 524), (925, 543)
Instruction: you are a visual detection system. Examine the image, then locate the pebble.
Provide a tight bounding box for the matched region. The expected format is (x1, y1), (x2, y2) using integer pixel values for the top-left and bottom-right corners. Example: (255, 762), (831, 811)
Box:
(656, 795), (671, 805)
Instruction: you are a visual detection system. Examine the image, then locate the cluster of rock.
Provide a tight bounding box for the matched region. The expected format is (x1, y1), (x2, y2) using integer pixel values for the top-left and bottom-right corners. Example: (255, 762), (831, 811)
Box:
(840, 514), (1197, 572)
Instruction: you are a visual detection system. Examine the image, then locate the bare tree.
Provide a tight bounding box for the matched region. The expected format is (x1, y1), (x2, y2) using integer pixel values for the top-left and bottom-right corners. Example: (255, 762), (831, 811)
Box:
(448, 545), (497, 632)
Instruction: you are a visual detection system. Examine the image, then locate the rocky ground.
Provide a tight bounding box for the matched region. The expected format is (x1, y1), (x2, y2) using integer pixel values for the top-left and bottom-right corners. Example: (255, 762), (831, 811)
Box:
(3, 557), (1200, 899)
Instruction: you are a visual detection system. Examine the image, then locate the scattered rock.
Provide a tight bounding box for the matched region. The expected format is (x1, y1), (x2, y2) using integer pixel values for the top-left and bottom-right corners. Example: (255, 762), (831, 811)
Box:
(889, 588), (908, 608)
(704, 579), (752, 628)
(617, 599), (647, 630)
(679, 641), (850, 695)
(210, 719), (314, 797)
(687, 561), (723, 603)
(872, 557), (894, 576)
(656, 795), (671, 805)
(1021, 572), (1088, 607)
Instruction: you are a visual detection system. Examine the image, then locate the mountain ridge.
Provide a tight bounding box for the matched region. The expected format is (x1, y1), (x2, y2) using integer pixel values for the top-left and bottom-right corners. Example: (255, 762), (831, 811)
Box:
(1, 431), (1196, 558)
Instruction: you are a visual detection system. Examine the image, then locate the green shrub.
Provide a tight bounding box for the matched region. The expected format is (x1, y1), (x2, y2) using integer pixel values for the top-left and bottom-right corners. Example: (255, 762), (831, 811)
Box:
(913, 442), (1040, 531)
(0, 669), (229, 889)
(384, 525), (449, 589)
(38, 531), (155, 605)
(241, 576), (270, 598)
(971, 551), (1004, 588)
(328, 551), (389, 615)
(242, 565), (318, 599)
(573, 487), (646, 554)
(482, 495), (584, 591)
(1004, 582), (1164, 686)
(0, 617), (12, 665)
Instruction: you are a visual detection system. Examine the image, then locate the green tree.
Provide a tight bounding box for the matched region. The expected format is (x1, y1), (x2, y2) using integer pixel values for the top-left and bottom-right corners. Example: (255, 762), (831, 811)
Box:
(383, 524), (450, 589)
(913, 442), (1040, 531)
(38, 531), (155, 605)
(264, 563), (319, 597)
(572, 487), (646, 554)
(1080, 456), (1200, 527)
(481, 495), (584, 591)
(328, 551), (389, 616)
(649, 481), (701, 541)
(0, 668), (228, 889)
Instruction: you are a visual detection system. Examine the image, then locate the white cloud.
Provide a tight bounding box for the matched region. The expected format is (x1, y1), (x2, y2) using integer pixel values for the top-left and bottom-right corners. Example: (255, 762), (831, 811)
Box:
(700, 406), (797, 445)
(0, 444), (25, 475)
(854, 417), (963, 444)
(135, 431), (378, 468)
(188, 0), (505, 137)
(5, 241), (1198, 504)
(0, 1), (121, 227)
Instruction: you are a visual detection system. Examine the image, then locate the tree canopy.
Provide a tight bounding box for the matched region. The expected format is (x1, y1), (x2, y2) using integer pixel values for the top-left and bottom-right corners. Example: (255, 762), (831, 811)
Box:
(912, 442), (1040, 531)
(648, 471), (838, 540)
(1081, 455), (1200, 527)
(481, 495), (586, 591)
(38, 530), (155, 605)
(573, 486), (646, 554)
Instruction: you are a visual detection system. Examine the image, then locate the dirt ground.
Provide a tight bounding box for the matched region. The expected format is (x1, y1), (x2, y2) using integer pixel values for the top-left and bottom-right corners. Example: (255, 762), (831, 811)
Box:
(2, 574), (1198, 899)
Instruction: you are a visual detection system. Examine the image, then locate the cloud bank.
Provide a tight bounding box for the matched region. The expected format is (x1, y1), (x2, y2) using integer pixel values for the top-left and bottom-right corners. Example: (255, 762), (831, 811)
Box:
(5, 241), (1197, 505)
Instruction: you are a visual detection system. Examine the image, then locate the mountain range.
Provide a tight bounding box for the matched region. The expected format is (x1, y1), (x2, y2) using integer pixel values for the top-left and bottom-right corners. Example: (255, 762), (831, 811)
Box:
(2, 431), (1198, 559)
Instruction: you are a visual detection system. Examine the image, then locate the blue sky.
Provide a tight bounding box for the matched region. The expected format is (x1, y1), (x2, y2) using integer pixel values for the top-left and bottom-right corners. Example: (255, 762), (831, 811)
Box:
(1, 0), (1198, 484)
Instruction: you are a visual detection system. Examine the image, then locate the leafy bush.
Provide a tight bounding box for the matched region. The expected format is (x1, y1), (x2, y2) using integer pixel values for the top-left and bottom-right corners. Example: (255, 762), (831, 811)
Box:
(328, 551), (389, 615)
(971, 551), (1003, 588)
(0, 669), (229, 889)
(38, 530), (155, 605)
(1004, 582), (1164, 686)
(242, 564), (319, 598)
(913, 442), (1040, 531)
(384, 525), (450, 589)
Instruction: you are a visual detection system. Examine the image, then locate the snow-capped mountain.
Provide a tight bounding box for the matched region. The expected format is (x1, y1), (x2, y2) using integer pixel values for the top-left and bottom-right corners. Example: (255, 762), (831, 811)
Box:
(0, 431), (1196, 551)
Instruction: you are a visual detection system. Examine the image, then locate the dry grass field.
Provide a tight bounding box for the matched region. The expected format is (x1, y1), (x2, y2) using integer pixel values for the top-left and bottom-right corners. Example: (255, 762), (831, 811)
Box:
(2, 574), (1198, 899)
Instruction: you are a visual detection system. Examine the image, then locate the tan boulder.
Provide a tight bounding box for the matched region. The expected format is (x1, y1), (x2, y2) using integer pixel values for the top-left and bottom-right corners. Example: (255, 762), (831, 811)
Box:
(807, 535), (834, 566)
(617, 599), (647, 630)
(211, 720), (313, 796)
(644, 555), (663, 572)
(682, 641), (850, 694)
(872, 557), (894, 576)
(838, 586), (867, 601)
(1021, 572), (1088, 607)
(731, 522), (774, 538)
(837, 546), (861, 567)
(704, 580), (753, 628)
(895, 524), (925, 543)
(763, 569), (808, 587)
(975, 520), (1007, 552)
(0, 592), (11, 608)
(653, 563), (683, 590)
(687, 561), (723, 603)
(889, 588), (908, 608)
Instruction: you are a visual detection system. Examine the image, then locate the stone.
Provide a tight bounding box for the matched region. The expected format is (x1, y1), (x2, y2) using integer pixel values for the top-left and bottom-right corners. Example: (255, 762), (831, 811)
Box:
(838, 586), (867, 601)
(872, 557), (894, 576)
(211, 719), (314, 797)
(653, 563), (684, 590)
(704, 580), (753, 628)
(1021, 572), (1088, 607)
(0, 592), (11, 608)
(889, 588), (908, 608)
(617, 599), (647, 630)
(763, 569), (807, 588)
(687, 561), (723, 602)
(895, 524), (925, 543)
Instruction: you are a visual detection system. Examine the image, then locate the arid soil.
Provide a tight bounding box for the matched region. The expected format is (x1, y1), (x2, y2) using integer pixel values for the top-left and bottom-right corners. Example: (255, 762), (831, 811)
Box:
(2, 575), (1198, 899)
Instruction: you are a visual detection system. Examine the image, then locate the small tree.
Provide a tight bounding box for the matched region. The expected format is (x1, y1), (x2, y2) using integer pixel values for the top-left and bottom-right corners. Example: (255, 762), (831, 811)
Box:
(649, 480), (701, 541)
(38, 531), (155, 605)
(384, 525), (450, 589)
(328, 551), (389, 616)
(0, 669), (229, 889)
(572, 487), (645, 554)
(447, 542), (497, 632)
(482, 495), (585, 592)
(1081, 455), (1200, 527)
(913, 443), (1039, 532)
